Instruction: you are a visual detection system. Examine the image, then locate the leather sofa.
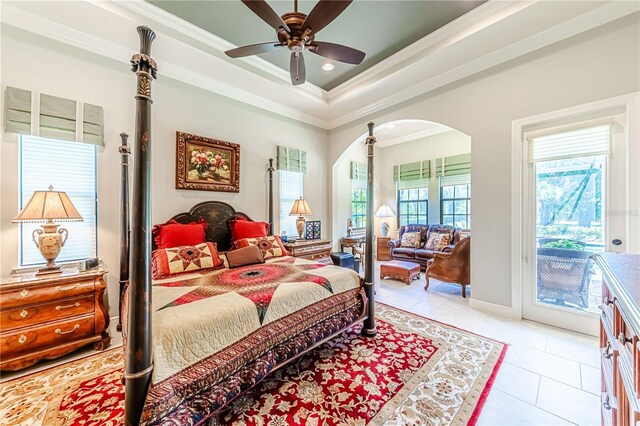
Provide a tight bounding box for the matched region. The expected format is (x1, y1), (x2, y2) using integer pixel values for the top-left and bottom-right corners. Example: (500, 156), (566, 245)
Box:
(387, 224), (462, 269)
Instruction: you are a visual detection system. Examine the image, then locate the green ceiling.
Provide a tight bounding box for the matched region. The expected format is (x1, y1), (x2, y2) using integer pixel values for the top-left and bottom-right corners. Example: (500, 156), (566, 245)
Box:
(148, 0), (485, 90)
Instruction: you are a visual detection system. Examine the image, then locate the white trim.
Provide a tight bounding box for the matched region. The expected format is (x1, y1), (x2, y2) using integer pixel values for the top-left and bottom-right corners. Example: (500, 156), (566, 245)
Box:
(468, 298), (516, 319)
(3, 0), (637, 130)
(510, 92), (640, 323)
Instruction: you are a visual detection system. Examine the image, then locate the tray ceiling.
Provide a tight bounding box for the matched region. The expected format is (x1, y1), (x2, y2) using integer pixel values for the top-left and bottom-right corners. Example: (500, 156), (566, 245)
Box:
(147, 0), (484, 90)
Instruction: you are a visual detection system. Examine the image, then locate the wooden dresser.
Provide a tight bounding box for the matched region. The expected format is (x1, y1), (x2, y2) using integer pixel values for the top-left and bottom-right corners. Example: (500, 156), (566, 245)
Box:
(592, 253), (640, 426)
(283, 239), (332, 264)
(0, 266), (110, 371)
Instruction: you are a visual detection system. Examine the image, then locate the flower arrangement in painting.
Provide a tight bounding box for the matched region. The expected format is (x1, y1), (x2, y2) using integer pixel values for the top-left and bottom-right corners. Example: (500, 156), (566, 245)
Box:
(190, 150), (229, 177)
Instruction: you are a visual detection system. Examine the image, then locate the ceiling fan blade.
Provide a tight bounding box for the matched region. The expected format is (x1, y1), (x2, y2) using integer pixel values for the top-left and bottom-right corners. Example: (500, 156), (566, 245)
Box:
(301, 0), (352, 34)
(225, 42), (284, 58)
(290, 52), (306, 85)
(241, 0), (291, 33)
(309, 41), (365, 65)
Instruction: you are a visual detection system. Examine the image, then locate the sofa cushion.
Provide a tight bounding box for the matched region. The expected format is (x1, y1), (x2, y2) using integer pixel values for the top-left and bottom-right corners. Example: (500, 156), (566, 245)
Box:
(416, 249), (438, 260)
(392, 247), (417, 258)
(400, 231), (422, 248)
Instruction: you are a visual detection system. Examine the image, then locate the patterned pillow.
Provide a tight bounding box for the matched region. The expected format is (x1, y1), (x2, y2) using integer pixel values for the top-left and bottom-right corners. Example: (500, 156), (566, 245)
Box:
(425, 232), (452, 250)
(152, 242), (223, 279)
(234, 235), (288, 260)
(400, 231), (422, 248)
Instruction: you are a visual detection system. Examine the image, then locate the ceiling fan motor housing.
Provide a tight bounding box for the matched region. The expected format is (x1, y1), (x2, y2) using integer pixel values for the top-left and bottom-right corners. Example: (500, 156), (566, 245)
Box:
(278, 12), (315, 48)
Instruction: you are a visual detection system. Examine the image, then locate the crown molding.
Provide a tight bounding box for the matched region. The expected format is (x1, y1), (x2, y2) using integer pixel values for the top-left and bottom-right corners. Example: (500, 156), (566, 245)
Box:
(376, 126), (452, 148)
(2, 0), (637, 132)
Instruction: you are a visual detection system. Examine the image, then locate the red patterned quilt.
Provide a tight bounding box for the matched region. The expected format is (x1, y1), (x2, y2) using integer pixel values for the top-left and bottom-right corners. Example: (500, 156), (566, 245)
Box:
(143, 256), (366, 425)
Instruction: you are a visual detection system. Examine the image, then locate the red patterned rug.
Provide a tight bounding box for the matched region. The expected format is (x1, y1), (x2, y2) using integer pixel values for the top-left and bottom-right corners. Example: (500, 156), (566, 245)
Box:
(0, 304), (506, 425)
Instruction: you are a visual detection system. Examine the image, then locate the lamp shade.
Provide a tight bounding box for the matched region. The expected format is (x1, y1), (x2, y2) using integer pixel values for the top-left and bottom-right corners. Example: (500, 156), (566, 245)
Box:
(12, 186), (83, 223)
(289, 197), (312, 216)
(374, 204), (396, 218)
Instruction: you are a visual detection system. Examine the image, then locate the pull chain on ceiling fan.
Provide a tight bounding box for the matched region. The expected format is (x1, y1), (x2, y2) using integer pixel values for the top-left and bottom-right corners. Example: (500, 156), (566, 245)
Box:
(225, 0), (366, 85)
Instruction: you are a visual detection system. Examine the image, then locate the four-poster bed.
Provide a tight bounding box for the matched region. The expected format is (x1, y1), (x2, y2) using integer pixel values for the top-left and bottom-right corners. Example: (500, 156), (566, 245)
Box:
(122, 27), (377, 425)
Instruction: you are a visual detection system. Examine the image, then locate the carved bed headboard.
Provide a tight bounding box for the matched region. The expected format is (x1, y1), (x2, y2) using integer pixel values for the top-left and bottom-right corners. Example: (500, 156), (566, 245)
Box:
(152, 201), (253, 252)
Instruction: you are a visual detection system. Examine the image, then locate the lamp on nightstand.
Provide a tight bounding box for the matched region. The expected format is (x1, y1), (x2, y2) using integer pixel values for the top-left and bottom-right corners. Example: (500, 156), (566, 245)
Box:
(12, 186), (83, 275)
(289, 197), (312, 240)
(375, 204), (396, 237)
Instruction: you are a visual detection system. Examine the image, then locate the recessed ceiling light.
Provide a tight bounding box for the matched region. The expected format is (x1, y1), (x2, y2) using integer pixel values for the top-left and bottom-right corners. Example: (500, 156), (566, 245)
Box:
(322, 62), (335, 72)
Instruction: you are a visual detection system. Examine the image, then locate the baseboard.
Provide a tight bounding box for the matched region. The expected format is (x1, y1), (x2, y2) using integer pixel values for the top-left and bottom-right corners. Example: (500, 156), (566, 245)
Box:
(469, 298), (518, 319)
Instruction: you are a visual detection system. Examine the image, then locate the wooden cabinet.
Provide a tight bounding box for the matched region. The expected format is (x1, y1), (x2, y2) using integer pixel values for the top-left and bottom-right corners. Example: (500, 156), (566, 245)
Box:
(592, 253), (640, 426)
(377, 237), (391, 261)
(283, 239), (332, 264)
(0, 266), (110, 371)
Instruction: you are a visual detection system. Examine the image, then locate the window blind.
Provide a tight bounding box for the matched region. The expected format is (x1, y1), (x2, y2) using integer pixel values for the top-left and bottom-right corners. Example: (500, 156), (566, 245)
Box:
(4, 87), (32, 134)
(528, 124), (611, 163)
(279, 170), (304, 238)
(440, 173), (471, 186)
(83, 103), (104, 146)
(350, 161), (367, 180)
(398, 178), (429, 190)
(277, 146), (307, 174)
(393, 160), (430, 182)
(39, 94), (77, 142)
(19, 135), (97, 266)
(435, 153), (471, 177)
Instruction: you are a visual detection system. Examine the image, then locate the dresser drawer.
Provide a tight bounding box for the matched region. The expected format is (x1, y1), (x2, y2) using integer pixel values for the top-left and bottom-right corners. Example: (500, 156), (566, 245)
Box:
(292, 243), (332, 255)
(0, 280), (95, 309)
(1, 315), (94, 357)
(1, 295), (94, 331)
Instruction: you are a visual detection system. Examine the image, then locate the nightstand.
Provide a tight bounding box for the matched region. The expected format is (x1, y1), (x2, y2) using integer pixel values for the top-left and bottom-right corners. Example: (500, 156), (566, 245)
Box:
(283, 239), (332, 264)
(0, 265), (110, 371)
(376, 237), (391, 261)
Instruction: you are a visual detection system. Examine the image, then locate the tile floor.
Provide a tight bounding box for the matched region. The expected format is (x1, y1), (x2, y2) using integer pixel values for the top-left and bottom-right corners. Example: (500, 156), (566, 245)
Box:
(373, 262), (601, 426)
(2, 263), (601, 425)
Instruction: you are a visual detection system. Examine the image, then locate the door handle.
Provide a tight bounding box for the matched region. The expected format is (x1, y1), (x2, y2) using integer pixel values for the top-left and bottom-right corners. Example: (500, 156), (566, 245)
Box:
(612, 239), (622, 246)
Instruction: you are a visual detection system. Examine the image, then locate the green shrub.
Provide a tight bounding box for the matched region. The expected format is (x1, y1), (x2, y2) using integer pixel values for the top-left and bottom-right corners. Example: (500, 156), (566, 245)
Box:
(543, 239), (585, 251)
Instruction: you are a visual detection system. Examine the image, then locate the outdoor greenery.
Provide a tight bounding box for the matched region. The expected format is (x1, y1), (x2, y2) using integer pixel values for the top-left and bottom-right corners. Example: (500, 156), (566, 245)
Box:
(543, 239), (586, 251)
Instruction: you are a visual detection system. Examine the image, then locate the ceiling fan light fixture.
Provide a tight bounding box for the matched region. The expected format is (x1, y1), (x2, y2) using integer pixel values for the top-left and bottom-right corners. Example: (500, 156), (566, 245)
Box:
(322, 62), (335, 72)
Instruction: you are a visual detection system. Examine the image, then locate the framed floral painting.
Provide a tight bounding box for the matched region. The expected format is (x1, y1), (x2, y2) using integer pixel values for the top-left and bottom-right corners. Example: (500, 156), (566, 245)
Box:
(175, 131), (240, 192)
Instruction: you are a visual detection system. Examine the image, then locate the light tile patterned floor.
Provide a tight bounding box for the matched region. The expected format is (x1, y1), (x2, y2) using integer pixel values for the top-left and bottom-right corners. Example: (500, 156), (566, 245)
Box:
(372, 262), (600, 426)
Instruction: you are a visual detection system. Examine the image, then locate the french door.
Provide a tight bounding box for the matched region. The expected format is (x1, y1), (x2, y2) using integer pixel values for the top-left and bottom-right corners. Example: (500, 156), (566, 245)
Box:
(522, 121), (628, 336)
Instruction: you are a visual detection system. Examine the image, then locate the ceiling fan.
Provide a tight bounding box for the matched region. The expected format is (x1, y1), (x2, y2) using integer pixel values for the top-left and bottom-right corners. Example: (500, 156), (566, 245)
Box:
(225, 0), (366, 85)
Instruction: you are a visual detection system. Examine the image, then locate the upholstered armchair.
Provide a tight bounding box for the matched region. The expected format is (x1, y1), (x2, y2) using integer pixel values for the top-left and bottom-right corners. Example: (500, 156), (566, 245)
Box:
(424, 237), (471, 297)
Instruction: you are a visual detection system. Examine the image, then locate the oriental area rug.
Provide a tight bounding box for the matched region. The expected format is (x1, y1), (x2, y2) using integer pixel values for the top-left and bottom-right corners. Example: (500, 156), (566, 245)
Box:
(0, 304), (506, 426)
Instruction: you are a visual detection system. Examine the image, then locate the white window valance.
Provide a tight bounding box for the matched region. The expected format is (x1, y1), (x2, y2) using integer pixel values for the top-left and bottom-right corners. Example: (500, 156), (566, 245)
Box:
(528, 124), (611, 163)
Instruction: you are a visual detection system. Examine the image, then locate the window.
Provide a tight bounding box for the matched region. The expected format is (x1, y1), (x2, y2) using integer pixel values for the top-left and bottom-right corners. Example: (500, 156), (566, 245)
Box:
(19, 135), (97, 266)
(279, 170), (303, 238)
(351, 186), (367, 229)
(397, 187), (428, 226)
(441, 183), (471, 229)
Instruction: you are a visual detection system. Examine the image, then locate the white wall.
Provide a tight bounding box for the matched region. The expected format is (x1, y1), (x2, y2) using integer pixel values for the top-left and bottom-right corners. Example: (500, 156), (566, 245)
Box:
(0, 27), (329, 317)
(378, 130), (471, 237)
(328, 14), (640, 309)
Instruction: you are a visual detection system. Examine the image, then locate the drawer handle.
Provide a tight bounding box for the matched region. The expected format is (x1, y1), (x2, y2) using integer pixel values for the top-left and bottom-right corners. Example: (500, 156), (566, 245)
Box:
(617, 332), (632, 346)
(56, 302), (81, 310)
(55, 324), (80, 335)
(603, 341), (613, 359)
(20, 310), (29, 319)
(20, 289), (29, 298)
(18, 335), (27, 344)
(603, 396), (612, 411)
(55, 284), (79, 292)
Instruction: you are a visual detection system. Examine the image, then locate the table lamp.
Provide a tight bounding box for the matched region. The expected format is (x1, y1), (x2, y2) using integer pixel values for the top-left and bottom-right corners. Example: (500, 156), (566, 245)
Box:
(375, 204), (396, 237)
(289, 197), (312, 240)
(12, 186), (83, 275)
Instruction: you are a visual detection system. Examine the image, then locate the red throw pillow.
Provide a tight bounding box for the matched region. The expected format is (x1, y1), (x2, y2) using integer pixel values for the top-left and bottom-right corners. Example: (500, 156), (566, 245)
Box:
(152, 242), (223, 279)
(233, 235), (288, 260)
(153, 219), (207, 249)
(229, 219), (270, 242)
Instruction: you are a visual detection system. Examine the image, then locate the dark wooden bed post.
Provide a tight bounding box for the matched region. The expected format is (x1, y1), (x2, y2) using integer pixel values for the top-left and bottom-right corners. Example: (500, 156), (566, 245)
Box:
(362, 121), (377, 337)
(268, 158), (274, 236)
(125, 26), (157, 426)
(117, 132), (130, 332)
